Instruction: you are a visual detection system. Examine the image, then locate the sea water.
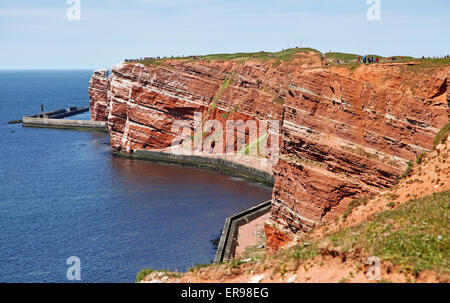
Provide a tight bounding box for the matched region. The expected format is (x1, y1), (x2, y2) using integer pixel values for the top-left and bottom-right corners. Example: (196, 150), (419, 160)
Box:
(0, 70), (272, 282)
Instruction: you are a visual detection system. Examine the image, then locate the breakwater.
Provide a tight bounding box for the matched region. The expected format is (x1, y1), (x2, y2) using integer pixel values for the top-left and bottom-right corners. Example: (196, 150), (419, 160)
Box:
(22, 117), (107, 131)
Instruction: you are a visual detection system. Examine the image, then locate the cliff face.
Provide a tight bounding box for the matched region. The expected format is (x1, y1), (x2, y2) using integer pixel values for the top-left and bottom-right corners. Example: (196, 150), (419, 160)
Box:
(91, 60), (288, 154)
(89, 52), (449, 238)
(89, 69), (109, 121)
(272, 66), (448, 232)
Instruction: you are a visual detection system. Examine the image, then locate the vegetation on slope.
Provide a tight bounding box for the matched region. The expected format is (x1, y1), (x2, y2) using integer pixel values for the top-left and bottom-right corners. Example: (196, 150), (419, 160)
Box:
(248, 191), (450, 278)
(434, 123), (450, 148)
(328, 191), (449, 275)
(139, 191), (449, 283)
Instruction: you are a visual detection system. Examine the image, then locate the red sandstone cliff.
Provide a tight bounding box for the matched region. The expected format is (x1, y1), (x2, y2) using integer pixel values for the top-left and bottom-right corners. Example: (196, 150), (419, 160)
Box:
(89, 69), (109, 121)
(89, 51), (449, 240)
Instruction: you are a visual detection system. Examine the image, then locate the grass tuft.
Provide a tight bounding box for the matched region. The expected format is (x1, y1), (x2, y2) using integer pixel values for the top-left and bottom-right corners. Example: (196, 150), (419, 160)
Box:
(434, 123), (450, 149)
(416, 153), (426, 165)
(400, 160), (413, 179)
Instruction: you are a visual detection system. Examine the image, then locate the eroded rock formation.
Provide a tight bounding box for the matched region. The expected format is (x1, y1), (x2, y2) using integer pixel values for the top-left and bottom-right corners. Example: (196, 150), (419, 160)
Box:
(89, 52), (449, 241)
(89, 69), (109, 121)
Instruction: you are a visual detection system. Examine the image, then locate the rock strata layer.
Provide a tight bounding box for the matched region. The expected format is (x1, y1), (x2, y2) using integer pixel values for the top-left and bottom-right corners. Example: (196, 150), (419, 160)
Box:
(89, 53), (449, 240)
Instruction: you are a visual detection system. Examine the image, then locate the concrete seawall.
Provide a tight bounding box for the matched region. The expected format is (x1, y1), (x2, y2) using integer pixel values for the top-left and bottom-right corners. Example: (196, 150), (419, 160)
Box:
(214, 200), (272, 263)
(117, 149), (275, 185)
(22, 117), (107, 131)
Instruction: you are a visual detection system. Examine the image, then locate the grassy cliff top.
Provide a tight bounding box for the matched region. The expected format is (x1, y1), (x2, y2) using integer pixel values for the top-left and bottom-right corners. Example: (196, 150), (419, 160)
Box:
(134, 47), (322, 66)
(199, 47), (322, 61)
(130, 48), (449, 71)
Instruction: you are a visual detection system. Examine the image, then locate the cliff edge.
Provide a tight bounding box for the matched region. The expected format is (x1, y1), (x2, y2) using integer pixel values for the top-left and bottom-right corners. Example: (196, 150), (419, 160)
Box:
(89, 49), (449, 244)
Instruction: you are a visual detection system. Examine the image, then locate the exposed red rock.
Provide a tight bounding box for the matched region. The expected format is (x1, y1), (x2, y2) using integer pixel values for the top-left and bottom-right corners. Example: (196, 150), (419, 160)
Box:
(89, 53), (449, 248)
(88, 69), (109, 121)
(264, 223), (292, 253)
(140, 136), (450, 284)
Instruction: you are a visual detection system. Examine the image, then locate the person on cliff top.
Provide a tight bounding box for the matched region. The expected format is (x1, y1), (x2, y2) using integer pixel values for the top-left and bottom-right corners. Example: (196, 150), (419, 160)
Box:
(363, 56), (367, 64)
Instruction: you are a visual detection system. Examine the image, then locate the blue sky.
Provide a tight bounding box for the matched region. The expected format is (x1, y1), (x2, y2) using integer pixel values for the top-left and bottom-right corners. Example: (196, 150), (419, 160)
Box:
(0, 0), (449, 69)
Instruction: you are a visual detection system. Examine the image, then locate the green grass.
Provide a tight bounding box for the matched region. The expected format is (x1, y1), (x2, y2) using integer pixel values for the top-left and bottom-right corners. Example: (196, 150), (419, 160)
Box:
(238, 133), (268, 156)
(324, 52), (417, 64)
(190, 75), (233, 146)
(268, 191), (449, 278)
(400, 160), (413, 179)
(416, 153), (426, 165)
(290, 242), (319, 260)
(403, 57), (450, 74)
(201, 47), (321, 62)
(229, 259), (246, 269)
(188, 263), (210, 272)
(434, 123), (450, 149)
(418, 57), (450, 68)
(328, 191), (450, 276)
(325, 52), (360, 61)
(200, 75), (233, 124)
(136, 268), (153, 282)
(137, 59), (165, 67)
(134, 48), (322, 66)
